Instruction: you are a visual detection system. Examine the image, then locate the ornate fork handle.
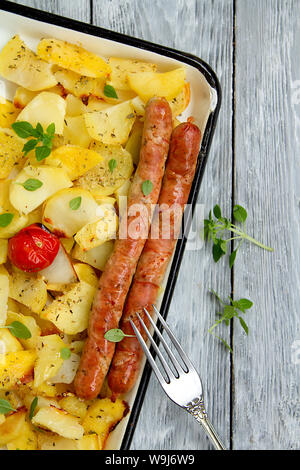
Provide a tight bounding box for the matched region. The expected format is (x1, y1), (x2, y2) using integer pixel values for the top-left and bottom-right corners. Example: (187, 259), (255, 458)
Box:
(186, 398), (226, 450)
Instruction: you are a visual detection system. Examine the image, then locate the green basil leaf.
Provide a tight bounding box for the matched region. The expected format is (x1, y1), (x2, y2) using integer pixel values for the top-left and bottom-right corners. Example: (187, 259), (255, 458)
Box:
(238, 316), (249, 335)
(12, 121), (35, 139)
(8, 321), (32, 339)
(142, 180), (153, 196)
(229, 249), (237, 268)
(233, 205), (248, 223)
(0, 399), (16, 415)
(104, 329), (126, 343)
(17, 178), (43, 192)
(46, 123), (56, 136)
(213, 204), (222, 219)
(29, 397), (38, 420)
(108, 159), (117, 174)
(35, 145), (51, 161)
(237, 298), (253, 310)
(103, 84), (118, 99)
(69, 196), (82, 211)
(0, 213), (14, 228)
(23, 139), (38, 155)
(212, 243), (225, 262)
(60, 347), (71, 360)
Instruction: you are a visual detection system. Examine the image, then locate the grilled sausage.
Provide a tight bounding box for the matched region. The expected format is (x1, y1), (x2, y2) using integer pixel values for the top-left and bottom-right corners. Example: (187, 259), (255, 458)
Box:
(108, 122), (201, 396)
(74, 97), (173, 399)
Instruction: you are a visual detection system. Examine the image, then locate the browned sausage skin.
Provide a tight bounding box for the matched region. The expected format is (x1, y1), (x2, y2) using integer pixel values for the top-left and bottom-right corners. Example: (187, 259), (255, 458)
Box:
(108, 122), (201, 396)
(74, 97), (172, 400)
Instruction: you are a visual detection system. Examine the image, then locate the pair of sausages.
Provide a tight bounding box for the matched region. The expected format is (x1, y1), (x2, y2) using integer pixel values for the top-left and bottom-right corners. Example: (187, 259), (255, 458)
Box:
(75, 97), (201, 400)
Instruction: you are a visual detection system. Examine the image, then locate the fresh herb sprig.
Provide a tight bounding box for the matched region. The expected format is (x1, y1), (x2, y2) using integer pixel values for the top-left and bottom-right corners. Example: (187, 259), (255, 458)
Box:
(209, 289), (253, 352)
(0, 399), (16, 415)
(204, 204), (273, 268)
(12, 121), (55, 161)
(104, 328), (135, 343)
(0, 321), (32, 339)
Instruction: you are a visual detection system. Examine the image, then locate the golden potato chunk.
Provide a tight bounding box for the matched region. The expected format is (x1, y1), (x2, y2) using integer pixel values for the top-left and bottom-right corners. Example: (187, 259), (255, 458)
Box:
(82, 398), (128, 449)
(41, 281), (96, 335)
(0, 265), (9, 326)
(16, 91), (66, 135)
(54, 68), (106, 99)
(74, 205), (118, 251)
(128, 67), (186, 102)
(0, 239), (8, 264)
(75, 142), (133, 196)
(43, 187), (99, 238)
(34, 334), (65, 387)
(0, 350), (36, 390)
(9, 165), (72, 214)
(107, 57), (157, 91)
(6, 419), (38, 450)
(0, 408), (27, 445)
(32, 405), (84, 439)
(72, 240), (114, 271)
(47, 145), (103, 180)
(37, 38), (111, 78)
(6, 311), (41, 350)
(0, 328), (23, 353)
(0, 98), (20, 127)
(0, 128), (26, 178)
(84, 100), (136, 144)
(0, 35), (57, 91)
(9, 271), (47, 314)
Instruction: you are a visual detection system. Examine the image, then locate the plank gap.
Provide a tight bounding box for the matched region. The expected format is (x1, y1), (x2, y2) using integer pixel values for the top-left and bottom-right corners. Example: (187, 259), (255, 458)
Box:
(229, 0), (237, 452)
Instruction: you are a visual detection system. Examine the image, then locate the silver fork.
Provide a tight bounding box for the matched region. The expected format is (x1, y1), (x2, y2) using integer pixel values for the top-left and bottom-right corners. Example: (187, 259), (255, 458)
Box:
(130, 305), (226, 450)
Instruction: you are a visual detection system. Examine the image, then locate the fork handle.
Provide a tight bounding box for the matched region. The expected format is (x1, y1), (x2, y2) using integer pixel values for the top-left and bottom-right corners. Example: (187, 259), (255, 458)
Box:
(186, 400), (226, 450)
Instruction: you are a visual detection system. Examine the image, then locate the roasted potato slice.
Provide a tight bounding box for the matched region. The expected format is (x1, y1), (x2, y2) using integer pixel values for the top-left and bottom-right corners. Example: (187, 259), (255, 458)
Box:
(0, 35), (57, 91)
(0, 98), (20, 127)
(0, 265), (9, 326)
(33, 334), (65, 387)
(32, 405), (84, 439)
(6, 311), (41, 350)
(0, 128), (26, 179)
(9, 165), (72, 214)
(50, 352), (80, 385)
(0, 350), (36, 390)
(16, 91), (66, 135)
(71, 240), (114, 271)
(107, 57), (157, 91)
(65, 93), (87, 116)
(168, 82), (191, 117)
(0, 328), (23, 353)
(37, 38), (111, 78)
(0, 408), (27, 445)
(82, 398), (128, 449)
(41, 281), (96, 335)
(128, 67), (186, 102)
(43, 187), (99, 238)
(75, 142), (133, 196)
(37, 433), (100, 450)
(6, 419), (38, 450)
(73, 263), (98, 288)
(54, 68), (106, 99)
(59, 395), (88, 420)
(84, 100), (136, 144)
(46, 145), (103, 180)
(63, 115), (92, 148)
(74, 205), (118, 251)
(125, 119), (143, 165)
(9, 271), (47, 314)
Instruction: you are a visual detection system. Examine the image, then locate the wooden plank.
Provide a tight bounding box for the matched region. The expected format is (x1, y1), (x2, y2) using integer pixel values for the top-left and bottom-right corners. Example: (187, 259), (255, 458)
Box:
(233, 0), (300, 449)
(12, 0), (91, 22)
(92, 0), (234, 450)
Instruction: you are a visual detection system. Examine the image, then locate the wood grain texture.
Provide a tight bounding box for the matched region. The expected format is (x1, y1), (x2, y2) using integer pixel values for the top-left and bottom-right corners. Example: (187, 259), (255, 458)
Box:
(12, 0), (91, 22)
(233, 0), (300, 449)
(92, 0), (234, 450)
(7, 0), (299, 450)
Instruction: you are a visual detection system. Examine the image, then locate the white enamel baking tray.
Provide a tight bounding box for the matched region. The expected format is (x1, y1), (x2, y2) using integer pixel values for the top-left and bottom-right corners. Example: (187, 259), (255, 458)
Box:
(0, 0), (221, 450)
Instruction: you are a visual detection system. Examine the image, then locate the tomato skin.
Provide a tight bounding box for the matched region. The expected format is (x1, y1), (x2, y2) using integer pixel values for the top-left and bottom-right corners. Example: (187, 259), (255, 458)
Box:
(8, 224), (60, 272)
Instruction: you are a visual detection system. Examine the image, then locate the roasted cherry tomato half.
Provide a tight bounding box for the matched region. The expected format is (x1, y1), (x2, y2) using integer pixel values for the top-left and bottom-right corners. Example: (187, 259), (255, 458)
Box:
(8, 224), (60, 272)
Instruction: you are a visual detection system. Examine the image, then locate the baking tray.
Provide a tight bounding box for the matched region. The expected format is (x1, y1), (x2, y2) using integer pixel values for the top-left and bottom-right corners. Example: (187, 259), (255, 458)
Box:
(0, 0), (221, 450)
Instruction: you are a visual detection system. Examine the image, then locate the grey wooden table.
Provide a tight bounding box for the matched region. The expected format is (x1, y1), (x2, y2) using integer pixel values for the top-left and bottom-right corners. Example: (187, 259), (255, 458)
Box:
(12, 0), (299, 450)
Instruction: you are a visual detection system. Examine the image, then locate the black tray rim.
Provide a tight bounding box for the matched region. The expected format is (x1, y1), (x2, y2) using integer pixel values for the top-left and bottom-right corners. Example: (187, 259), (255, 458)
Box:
(0, 0), (222, 451)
